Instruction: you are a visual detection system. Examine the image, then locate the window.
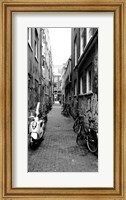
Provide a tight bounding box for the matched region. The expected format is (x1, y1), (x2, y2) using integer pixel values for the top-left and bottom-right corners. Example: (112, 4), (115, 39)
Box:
(41, 66), (45, 78)
(86, 28), (97, 44)
(35, 79), (39, 93)
(74, 80), (77, 96)
(89, 28), (97, 40)
(79, 76), (83, 94)
(35, 40), (38, 59)
(80, 29), (84, 56)
(86, 28), (91, 44)
(86, 68), (92, 93)
(54, 83), (57, 88)
(83, 29), (87, 49)
(54, 76), (58, 82)
(74, 37), (77, 66)
(28, 28), (32, 47)
(34, 28), (39, 59)
(80, 28), (87, 56)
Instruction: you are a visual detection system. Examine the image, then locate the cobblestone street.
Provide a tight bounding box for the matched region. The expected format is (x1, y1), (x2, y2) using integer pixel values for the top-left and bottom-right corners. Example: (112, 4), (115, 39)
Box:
(28, 103), (98, 172)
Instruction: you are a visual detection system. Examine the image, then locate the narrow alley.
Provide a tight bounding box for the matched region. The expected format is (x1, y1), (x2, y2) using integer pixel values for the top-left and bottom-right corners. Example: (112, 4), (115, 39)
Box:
(28, 102), (98, 172)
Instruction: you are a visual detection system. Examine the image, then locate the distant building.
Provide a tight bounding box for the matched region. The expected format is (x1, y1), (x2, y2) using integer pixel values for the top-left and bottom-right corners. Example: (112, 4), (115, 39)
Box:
(53, 73), (62, 102)
(53, 65), (63, 75)
(61, 58), (71, 104)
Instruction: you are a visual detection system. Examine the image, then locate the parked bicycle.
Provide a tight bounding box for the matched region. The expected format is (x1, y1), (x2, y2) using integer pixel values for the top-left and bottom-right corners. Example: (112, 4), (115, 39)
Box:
(73, 112), (85, 133)
(76, 116), (98, 153)
(61, 103), (70, 117)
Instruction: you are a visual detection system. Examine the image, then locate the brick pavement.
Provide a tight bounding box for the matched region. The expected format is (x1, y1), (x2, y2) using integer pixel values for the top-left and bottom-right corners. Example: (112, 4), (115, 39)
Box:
(28, 103), (98, 172)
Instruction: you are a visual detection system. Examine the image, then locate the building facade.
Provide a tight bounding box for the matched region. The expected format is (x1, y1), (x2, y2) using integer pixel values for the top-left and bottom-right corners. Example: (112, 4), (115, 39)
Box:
(61, 28), (98, 130)
(40, 28), (53, 111)
(71, 28), (98, 129)
(28, 28), (53, 115)
(28, 28), (41, 113)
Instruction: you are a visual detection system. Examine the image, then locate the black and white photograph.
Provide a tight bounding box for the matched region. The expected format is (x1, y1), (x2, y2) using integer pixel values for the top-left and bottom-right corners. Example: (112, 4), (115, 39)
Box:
(1, 0), (125, 197)
(28, 27), (98, 172)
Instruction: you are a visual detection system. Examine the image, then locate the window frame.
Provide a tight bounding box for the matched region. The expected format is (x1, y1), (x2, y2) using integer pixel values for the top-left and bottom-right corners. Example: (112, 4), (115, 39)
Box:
(86, 64), (93, 94)
(28, 27), (33, 49)
(79, 75), (83, 95)
(35, 40), (38, 60)
(74, 36), (77, 67)
(74, 80), (77, 96)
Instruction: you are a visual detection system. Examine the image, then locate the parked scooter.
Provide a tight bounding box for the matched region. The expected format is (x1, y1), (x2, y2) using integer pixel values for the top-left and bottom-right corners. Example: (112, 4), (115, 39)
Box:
(29, 102), (47, 148)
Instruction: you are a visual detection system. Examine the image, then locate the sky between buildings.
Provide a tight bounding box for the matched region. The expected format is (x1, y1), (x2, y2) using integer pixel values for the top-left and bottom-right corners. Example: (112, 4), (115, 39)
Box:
(48, 28), (71, 73)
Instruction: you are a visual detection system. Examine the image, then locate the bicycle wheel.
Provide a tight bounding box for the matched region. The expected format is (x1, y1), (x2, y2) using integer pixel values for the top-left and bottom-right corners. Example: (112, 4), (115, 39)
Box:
(73, 118), (80, 133)
(87, 130), (98, 153)
(76, 125), (85, 145)
(73, 123), (80, 133)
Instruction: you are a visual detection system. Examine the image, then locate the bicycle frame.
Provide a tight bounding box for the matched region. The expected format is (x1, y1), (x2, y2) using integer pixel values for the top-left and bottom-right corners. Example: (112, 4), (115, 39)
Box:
(76, 117), (98, 154)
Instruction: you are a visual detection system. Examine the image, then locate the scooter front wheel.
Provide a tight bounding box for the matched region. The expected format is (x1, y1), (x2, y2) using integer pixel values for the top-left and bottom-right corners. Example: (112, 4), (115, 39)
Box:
(30, 141), (34, 148)
(30, 137), (36, 149)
